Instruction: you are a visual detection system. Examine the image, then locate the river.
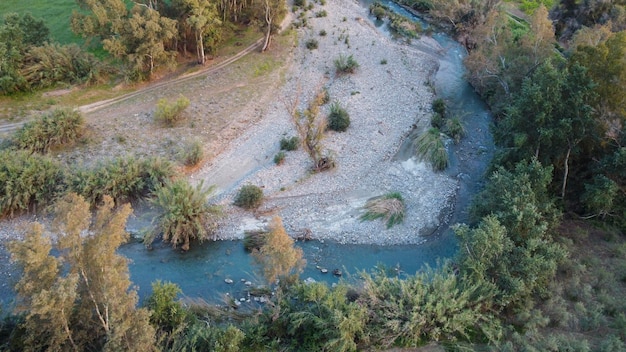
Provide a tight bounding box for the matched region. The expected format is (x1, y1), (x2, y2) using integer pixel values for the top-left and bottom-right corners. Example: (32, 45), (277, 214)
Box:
(0, 2), (493, 306)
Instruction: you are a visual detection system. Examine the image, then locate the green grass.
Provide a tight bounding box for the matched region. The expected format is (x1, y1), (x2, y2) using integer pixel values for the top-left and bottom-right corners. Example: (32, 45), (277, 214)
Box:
(0, 0), (83, 45)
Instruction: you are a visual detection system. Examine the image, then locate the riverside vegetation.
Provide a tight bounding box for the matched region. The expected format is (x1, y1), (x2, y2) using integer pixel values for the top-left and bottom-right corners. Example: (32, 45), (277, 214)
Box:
(1, 0), (626, 350)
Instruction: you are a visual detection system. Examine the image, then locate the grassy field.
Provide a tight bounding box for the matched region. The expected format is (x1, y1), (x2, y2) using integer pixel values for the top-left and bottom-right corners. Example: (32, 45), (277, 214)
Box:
(0, 0), (82, 45)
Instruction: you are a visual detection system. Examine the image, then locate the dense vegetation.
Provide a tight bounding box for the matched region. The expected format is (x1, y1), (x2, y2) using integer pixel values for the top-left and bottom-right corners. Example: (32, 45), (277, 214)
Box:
(0, 0), (286, 93)
(1, 0), (626, 350)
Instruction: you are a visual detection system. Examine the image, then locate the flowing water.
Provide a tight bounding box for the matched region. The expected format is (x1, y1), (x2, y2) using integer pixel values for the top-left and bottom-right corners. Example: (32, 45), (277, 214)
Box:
(0, 3), (493, 306)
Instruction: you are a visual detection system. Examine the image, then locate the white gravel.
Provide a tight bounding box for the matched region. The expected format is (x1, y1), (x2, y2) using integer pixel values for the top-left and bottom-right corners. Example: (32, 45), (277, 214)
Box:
(195, 0), (459, 245)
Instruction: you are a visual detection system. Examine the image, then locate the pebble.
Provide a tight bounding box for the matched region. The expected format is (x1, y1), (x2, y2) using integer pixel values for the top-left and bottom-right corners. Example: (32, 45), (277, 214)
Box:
(224, 278), (234, 284)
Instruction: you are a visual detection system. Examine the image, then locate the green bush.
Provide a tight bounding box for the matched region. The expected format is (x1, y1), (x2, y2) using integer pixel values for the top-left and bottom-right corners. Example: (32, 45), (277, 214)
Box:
(319, 29), (327, 36)
(154, 95), (190, 126)
(145, 281), (187, 333)
(12, 108), (85, 154)
(432, 98), (446, 116)
(22, 43), (106, 89)
(315, 10), (327, 17)
(280, 136), (300, 151)
(360, 192), (405, 228)
(149, 179), (221, 251)
(0, 149), (64, 217)
(234, 185), (263, 209)
(293, 0), (306, 7)
(305, 38), (319, 50)
(446, 117), (466, 143)
(70, 156), (174, 205)
(274, 151), (286, 165)
(370, 4), (387, 20)
(414, 128), (448, 171)
(180, 140), (204, 167)
(327, 102), (350, 132)
(431, 112), (445, 129)
(334, 54), (359, 74)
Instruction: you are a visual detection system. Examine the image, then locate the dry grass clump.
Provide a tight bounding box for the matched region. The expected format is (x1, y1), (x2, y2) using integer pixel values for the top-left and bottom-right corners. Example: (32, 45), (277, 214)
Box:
(361, 192), (405, 228)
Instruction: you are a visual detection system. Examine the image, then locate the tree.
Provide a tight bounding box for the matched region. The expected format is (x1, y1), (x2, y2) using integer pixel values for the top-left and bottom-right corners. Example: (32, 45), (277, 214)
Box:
(175, 0), (222, 64)
(253, 216), (304, 284)
(103, 5), (177, 77)
(0, 14), (28, 94)
(494, 61), (597, 197)
(71, 0), (128, 41)
(255, 0), (286, 52)
(9, 193), (156, 351)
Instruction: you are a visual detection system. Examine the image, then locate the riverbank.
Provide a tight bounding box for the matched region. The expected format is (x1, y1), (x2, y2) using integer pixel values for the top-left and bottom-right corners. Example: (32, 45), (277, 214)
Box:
(192, 0), (458, 245)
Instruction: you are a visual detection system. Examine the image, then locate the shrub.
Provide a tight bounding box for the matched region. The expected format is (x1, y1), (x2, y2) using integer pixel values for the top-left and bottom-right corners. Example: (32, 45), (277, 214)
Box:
(360, 192), (405, 228)
(431, 112), (445, 129)
(446, 117), (465, 143)
(244, 230), (267, 252)
(315, 10), (327, 17)
(274, 151), (286, 165)
(234, 185), (263, 209)
(319, 29), (327, 36)
(414, 128), (448, 171)
(145, 281), (187, 333)
(432, 98), (446, 116)
(0, 150), (64, 217)
(180, 140), (204, 167)
(293, 0), (306, 7)
(305, 39), (319, 50)
(327, 102), (350, 132)
(22, 43), (106, 89)
(370, 4), (387, 20)
(149, 179), (221, 251)
(334, 54), (359, 74)
(380, 58), (388, 65)
(154, 95), (190, 126)
(12, 108), (85, 154)
(70, 156), (174, 205)
(280, 136), (300, 151)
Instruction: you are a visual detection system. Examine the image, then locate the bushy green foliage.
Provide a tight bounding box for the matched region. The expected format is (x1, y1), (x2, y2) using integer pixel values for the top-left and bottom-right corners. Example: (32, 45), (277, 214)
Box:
(461, 159), (565, 307)
(359, 266), (502, 348)
(334, 54), (359, 74)
(361, 192), (405, 228)
(168, 322), (244, 352)
(446, 117), (466, 143)
(305, 38), (318, 50)
(70, 156), (174, 205)
(280, 136), (300, 151)
(12, 108), (85, 154)
(145, 281), (187, 333)
(414, 128), (448, 171)
(22, 43), (105, 89)
(149, 179), (220, 251)
(234, 184), (263, 209)
(154, 95), (191, 126)
(327, 102), (350, 132)
(0, 149), (64, 217)
(274, 151), (285, 165)
(370, 3), (388, 20)
(180, 140), (204, 167)
(246, 281), (367, 351)
(432, 98), (446, 116)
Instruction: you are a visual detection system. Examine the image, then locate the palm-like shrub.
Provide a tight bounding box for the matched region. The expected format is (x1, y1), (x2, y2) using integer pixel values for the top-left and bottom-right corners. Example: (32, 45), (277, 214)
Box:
(154, 95), (190, 126)
(446, 117), (466, 143)
(234, 185), (263, 209)
(13, 108), (85, 154)
(149, 180), (221, 251)
(0, 149), (64, 217)
(334, 54), (359, 74)
(327, 102), (350, 132)
(361, 192), (405, 228)
(414, 128), (448, 171)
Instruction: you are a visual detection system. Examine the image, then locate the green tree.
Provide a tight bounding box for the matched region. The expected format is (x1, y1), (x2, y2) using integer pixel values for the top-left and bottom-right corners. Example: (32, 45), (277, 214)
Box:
(255, 0), (286, 52)
(0, 14), (27, 94)
(9, 193), (156, 350)
(103, 5), (177, 77)
(494, 61), (596, 197)
(71, 0), (128, 41)
(174, 0), (222, 64)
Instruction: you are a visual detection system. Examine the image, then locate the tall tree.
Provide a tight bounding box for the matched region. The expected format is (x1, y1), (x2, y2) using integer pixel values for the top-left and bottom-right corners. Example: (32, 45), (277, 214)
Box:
(174, 0), (222, 65)
(71, 0), (128, 40)
(9, 193), (156, 351)
(103, 5), (177, 77)
(255, 0), (286, 52)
